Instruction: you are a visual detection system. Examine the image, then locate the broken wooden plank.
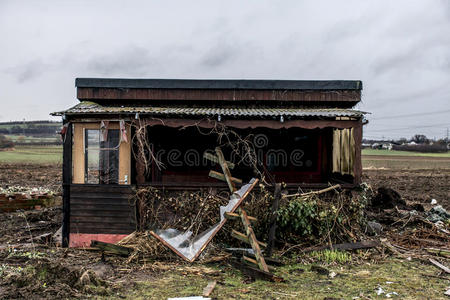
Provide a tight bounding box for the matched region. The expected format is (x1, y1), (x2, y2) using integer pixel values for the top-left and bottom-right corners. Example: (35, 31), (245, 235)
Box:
(91, 240), (133, 256)
(215, 147), (236, 192)
(302, 240), (380, 253)
(225, 248), (284, 266)
(429, 258), (450, 274)
(230, 259), (284, 282)
(204, 152), (235, 169)
(283, 184), (341, 198)
(231, 229), (267, 248)
(202, 280), (217, 297)
(239, 208), (269, 272)
(224, 212), (257, 222)
(209, 170), (242, 185)
(267, 183), (281, 257)
(242, 255), (276, 272)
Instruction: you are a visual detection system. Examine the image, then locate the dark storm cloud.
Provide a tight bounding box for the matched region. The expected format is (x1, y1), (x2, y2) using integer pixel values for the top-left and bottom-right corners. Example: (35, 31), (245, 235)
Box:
(200, 41), (238, 68)
(6, 59), (49, 83)
(84, 47), (160, 76)
(0, 0), (449, 139)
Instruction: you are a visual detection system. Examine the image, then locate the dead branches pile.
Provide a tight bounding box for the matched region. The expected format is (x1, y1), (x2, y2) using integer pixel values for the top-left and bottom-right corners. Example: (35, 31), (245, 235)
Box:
(131, 187), (232, 235)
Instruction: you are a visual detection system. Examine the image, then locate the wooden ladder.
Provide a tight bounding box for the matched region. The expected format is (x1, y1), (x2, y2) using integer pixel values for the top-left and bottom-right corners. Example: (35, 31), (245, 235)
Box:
(206, 147), (269, 272)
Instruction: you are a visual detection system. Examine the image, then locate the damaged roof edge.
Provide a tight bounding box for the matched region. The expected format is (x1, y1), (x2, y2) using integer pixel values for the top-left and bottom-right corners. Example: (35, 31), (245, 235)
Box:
(51, 103), (368, 118)
(75, 78), (363, 91)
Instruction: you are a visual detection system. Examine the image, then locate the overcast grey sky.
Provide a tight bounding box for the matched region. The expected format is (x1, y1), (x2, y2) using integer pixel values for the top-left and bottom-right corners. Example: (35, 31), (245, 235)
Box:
(1, 0), (449, 139)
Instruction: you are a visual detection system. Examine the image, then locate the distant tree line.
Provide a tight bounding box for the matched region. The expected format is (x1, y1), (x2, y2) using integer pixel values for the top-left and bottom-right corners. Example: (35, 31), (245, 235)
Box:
(363, 134), (448, 153)
(0, 123), (61, 135)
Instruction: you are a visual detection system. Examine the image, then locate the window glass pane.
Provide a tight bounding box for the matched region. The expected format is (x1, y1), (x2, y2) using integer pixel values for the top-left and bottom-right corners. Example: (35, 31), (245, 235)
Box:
(99, 130), (120, 184)
(85, 130), (100, 184)
(85, 129), (119, 184)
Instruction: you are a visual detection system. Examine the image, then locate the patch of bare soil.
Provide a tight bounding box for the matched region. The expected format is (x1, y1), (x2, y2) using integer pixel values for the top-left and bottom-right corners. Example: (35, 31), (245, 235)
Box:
(0, 163), (61, 191)
(364, 169), (450, 210)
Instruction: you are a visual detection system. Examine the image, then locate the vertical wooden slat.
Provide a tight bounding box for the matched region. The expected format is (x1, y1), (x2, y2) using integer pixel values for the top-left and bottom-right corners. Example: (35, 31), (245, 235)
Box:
(353, 122), (363, 185)
(62, 122), (73, 247)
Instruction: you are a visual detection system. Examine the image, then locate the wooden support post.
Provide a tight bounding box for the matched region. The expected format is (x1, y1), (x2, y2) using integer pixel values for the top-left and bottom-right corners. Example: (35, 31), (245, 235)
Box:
(215, 147), (236, 192)
(239, 208), (269, 272)
(62, 122), (72, 248)
(267, 183), (281, 257)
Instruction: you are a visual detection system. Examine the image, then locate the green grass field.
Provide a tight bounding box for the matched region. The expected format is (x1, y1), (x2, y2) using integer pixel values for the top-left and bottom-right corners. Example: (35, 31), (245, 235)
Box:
(0, 145), (62, 164)
(1, 146), (449, 169)
(6, 135), (59, 143)
(362, 148), (450, 157)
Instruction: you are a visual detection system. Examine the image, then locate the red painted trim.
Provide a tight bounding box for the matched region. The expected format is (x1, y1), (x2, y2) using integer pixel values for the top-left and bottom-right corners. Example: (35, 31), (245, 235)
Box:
(69, 233), (128, 248)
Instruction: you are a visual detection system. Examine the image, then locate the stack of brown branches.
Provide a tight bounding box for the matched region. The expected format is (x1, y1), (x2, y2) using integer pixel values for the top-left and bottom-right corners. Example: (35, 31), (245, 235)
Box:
(389, 226), (450, 250)
(131, 187), (232, 235)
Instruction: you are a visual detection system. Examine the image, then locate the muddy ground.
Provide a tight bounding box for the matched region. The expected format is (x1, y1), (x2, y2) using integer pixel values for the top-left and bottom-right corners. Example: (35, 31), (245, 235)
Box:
(363, 169), (450, 210)
(0, 163), (449, 299)
(0, 163), (61, 191)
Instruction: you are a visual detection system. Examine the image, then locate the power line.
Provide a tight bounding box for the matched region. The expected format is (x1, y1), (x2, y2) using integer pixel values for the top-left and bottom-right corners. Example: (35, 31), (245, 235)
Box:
(369, 109), (450, 120)
(367, 122), (450, 132)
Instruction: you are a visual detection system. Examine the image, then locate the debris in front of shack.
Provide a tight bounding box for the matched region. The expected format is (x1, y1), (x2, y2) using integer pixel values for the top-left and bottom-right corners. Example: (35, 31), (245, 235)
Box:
(0, 186), (60, 212)
(426, 205), (450, 223)
(149, 178), (259, 262)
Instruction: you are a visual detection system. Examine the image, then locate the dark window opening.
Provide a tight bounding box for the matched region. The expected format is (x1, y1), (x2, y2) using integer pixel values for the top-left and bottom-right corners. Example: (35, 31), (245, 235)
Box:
(140, 126), (326, 184)
(85, 129), (119, 184)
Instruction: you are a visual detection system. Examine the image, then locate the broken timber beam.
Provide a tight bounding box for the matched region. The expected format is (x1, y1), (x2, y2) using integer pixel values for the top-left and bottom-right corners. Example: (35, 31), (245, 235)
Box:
(225, 212), (257, 222)
(90, 240), (133, 256)
(239, 208), (269, 272)
(209, 170), (242, 185)
(204, 152), (235, 169)
(215, 147), (236, 192)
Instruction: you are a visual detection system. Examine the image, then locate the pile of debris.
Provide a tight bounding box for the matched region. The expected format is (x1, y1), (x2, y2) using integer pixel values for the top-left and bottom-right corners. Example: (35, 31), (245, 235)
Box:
(0, 186), (61, 212)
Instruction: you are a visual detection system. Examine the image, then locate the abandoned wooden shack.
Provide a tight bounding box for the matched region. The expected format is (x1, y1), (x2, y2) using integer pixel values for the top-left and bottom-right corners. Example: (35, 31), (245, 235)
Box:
(52, 78), (366, 247)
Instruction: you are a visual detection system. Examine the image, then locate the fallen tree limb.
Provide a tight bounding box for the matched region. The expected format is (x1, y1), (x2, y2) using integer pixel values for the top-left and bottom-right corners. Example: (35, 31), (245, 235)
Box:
(283, 184), (341, 199)
(429, 258), (450, 274)
(302, 240), (380, 253)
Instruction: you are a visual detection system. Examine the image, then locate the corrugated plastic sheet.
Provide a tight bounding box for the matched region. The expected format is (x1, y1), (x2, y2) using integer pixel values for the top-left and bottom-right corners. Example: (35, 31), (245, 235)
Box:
(53, 101), (367, 118)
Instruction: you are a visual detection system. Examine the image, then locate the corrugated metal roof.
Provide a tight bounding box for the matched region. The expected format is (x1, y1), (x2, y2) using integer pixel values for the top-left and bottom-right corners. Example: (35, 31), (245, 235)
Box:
(75, 78), (363, 90)
(52, 102), (367, 118)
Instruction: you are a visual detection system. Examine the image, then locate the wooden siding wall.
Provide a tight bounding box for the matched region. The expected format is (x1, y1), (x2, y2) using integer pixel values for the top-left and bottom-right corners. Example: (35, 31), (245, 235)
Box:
(77, 87), (360, 104)
(69, 185), (135, 234)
